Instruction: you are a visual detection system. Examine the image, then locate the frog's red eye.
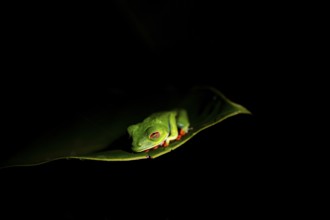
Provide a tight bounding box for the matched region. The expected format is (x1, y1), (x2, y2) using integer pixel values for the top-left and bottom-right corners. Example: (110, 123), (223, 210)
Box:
(149, 132), (160, 139)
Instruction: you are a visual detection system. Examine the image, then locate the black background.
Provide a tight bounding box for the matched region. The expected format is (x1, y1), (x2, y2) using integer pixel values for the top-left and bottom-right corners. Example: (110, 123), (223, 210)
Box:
(0, 1), (269, 219)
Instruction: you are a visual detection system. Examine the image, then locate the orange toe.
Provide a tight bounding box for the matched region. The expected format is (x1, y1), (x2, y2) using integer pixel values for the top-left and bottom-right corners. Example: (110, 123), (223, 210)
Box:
(179, 129), (186, 136)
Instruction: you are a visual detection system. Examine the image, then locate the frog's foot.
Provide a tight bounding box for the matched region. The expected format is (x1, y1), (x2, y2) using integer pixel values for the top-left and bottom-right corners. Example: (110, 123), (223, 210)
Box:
(144, 145), (159, 152)
(176, 129), (187, 140)
(145, 142), (167, 152)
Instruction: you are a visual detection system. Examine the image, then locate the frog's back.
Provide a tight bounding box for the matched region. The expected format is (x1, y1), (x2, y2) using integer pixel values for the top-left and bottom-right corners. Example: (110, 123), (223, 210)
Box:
(144, 111), (174, 124)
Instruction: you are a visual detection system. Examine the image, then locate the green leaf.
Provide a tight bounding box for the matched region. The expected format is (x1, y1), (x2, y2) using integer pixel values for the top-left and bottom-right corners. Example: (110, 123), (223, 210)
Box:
(1, 86), (251, 168)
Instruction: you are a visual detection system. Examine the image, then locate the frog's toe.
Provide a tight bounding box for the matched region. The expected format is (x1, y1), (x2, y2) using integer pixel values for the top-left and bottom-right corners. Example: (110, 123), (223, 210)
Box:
(179, 129), (186, 136)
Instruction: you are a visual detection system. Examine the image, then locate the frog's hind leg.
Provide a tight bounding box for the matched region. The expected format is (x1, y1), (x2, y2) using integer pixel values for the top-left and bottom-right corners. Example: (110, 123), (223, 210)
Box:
(177, 109), (190, 133)
(176, 109), (190, 140)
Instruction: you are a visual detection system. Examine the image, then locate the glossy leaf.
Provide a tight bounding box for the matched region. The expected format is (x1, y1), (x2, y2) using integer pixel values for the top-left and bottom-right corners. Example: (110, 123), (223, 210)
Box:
(1, 86), (251, 168)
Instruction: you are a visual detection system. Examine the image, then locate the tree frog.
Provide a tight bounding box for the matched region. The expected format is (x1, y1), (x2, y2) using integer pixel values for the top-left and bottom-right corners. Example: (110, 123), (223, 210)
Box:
(127, 109), (190, 152)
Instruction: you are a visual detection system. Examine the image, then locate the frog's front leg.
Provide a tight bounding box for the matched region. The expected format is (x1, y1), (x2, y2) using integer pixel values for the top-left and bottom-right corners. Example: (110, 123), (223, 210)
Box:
(163, 112), (179, 146)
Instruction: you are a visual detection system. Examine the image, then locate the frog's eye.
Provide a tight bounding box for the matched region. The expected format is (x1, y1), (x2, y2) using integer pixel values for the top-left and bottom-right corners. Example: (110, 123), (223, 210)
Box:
(149, 131), (160, 139)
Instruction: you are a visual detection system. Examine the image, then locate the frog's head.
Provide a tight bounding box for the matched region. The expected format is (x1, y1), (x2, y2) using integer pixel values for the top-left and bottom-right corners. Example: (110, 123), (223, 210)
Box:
(128, 123), (169, 152)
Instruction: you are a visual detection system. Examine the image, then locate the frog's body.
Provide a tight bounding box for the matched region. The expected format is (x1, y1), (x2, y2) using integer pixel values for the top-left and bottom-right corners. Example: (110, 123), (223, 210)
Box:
(127, 109), (190, 152)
